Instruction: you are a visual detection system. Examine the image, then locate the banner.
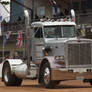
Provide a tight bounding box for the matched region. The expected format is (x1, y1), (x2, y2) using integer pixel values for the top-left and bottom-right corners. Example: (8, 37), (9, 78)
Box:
(49, 0), (58, 15)
(3, 31), (11, 47)
(0, 23), (2, 36)
(0, 16), (2, 36)
(16, 31), (23, 48)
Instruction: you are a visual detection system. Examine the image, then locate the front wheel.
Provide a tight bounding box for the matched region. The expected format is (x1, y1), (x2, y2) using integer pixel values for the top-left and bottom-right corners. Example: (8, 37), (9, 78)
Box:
(41, 62), (60, 88)
(3, 62), (22, 86)
(89, 79), (92, 86)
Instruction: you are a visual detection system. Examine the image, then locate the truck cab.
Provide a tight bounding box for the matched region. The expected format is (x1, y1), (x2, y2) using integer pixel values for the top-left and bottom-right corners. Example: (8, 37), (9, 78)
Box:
(31, 19), (76, 64)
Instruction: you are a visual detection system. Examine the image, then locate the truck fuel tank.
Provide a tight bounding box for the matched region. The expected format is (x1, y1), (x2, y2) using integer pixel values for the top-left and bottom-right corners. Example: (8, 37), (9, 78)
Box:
(12, 63), (38, 79)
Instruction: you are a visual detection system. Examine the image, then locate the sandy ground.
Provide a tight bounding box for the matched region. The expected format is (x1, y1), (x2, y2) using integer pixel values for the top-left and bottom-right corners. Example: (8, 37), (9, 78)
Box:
(0, 79), (92, 92)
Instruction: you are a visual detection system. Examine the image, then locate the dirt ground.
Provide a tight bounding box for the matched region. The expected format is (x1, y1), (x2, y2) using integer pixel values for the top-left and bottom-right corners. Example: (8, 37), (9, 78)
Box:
(0, 79), (92, 92)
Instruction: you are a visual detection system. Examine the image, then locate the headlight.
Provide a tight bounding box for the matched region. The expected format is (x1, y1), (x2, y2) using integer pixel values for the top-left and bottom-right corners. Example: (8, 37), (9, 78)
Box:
(55, 56), (64, 60)
(55, 56), (65, 65)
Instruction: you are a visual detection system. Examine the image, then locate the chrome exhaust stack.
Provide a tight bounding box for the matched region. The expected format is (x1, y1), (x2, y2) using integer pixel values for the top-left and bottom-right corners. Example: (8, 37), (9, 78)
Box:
(71, 9), (75, 22)
(12, 10), (37, 79)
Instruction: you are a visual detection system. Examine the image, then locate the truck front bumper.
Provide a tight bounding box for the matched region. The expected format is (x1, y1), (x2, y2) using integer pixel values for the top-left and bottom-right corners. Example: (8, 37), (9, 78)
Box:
(51, 68), (92, 81)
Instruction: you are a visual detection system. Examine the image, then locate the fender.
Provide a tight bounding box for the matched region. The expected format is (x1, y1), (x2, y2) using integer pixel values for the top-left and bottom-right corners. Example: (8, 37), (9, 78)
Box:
(2, 59), (37, 79)
(2, 59), (23, 76)
(40, 56), (61, 69)
(2, 59), (23, 69)
(38, 56), (61, 83)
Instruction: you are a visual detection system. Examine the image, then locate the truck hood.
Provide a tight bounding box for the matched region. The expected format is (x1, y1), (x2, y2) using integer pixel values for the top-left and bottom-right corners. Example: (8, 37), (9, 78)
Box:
(45, 37), (92, 44)
(45, 37), (92, 56)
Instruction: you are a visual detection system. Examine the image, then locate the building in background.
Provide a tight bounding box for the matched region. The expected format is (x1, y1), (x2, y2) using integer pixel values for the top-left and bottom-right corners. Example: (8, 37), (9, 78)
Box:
(10, 0), (24, 22)
(72, 0), (92, 25)
(24, 0), (70, 19)
(71, 0), (92, 39)
(10, 0), (92, 25)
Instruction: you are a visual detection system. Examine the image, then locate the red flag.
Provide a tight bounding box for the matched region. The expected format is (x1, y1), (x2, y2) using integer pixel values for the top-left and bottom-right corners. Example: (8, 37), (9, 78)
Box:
(49, 0), (58, 15)
(16, 31), (23, 48)
(49, 0), (57, 6)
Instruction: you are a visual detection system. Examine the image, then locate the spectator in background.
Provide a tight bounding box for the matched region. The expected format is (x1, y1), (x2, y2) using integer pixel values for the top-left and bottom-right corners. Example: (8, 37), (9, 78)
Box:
(13, 51), (19, 59)
(64, 8), (69, 16)
(59, 11), (64, 18)
(17, 16), (22, 22)
(35, 14), (39, 21)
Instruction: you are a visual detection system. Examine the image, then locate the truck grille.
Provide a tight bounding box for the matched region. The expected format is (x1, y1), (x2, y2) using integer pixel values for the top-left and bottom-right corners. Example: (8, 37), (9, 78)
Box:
(67, 43), (91, 66)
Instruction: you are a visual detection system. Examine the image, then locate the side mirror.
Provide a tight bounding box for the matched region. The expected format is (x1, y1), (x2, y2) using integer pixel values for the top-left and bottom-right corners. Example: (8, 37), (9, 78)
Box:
(76, 29), (85, 38)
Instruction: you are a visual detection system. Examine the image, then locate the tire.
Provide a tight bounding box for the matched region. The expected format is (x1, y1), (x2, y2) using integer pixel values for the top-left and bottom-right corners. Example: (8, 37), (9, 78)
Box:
(41, 62), (60, 88)
(89, 79), (92, 86)
(3, 62), (22, 86)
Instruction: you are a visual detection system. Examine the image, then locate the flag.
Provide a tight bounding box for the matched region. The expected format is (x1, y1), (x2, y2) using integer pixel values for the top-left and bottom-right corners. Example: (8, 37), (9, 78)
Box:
(0, 16), (2, 36)
(16, 31), (23, 48)
(0, 23), (2, 36)
(3, 31), (11, 47)
(0, 16), (2, 22)
(49, 0), (58, 15)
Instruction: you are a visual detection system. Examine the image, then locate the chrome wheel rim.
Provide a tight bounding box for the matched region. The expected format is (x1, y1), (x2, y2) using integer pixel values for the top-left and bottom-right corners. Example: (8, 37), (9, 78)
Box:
(4, 68), (9, 82)
(44, 67), (50, 84)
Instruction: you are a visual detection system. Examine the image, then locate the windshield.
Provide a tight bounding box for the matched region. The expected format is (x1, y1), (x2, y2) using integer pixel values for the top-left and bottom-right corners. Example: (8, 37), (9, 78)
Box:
(44, 25), (76, 38)
(62, 26), (76, 37)
(44, 26), (62, 38)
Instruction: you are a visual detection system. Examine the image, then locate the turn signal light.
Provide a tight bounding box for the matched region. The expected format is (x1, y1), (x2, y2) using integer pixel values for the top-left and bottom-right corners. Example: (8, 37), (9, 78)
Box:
(58, 61), (65, 65)
(45, 52), (49, 56)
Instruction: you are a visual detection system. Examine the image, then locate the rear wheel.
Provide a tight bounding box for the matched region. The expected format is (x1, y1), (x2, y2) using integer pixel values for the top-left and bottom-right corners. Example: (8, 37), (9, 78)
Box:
(41, 62), (60, 88)
(3, 62), (22, 86)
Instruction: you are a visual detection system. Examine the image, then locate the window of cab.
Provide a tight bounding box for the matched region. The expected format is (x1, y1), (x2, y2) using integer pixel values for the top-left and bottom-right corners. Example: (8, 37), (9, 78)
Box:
(34, 27), (43, 38)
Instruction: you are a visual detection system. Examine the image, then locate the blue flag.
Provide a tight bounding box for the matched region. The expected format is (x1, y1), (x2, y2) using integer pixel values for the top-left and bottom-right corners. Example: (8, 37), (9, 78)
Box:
(4, 31), (11, 47)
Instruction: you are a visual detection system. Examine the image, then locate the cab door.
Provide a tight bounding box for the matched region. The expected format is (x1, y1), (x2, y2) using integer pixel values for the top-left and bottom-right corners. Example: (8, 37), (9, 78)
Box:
(32, 27), (44, 63)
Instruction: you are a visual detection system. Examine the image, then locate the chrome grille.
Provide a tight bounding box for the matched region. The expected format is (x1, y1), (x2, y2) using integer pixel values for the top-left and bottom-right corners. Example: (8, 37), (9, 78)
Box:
(67, 43), (91, 66)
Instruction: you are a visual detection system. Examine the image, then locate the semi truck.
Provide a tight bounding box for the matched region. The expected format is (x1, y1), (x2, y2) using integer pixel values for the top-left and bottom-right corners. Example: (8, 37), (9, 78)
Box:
(1, 10), (92, 88)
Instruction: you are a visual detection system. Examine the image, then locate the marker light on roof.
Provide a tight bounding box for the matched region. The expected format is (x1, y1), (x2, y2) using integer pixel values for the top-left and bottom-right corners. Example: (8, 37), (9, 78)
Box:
(51, 19), (55, 22)
(40, 18), (47, 22)
(57, 19), (61, 22)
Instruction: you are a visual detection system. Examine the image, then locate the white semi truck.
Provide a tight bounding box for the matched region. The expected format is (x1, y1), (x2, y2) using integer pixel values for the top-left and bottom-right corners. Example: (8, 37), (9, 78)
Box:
(1, 10), (92, 88)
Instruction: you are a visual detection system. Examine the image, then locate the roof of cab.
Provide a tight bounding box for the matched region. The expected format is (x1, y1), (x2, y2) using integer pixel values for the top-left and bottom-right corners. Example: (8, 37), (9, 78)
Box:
(31, 21), (76, 27)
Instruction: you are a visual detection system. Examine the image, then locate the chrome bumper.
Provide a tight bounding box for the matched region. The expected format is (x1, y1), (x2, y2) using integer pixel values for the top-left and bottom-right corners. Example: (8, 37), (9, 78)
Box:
(51, 68), (92, 81)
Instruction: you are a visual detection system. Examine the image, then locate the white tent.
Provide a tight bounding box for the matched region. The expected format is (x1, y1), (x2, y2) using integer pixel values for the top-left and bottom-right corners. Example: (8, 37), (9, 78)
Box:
(0, 3), (10, 36)
(0, 3), (10, 21)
